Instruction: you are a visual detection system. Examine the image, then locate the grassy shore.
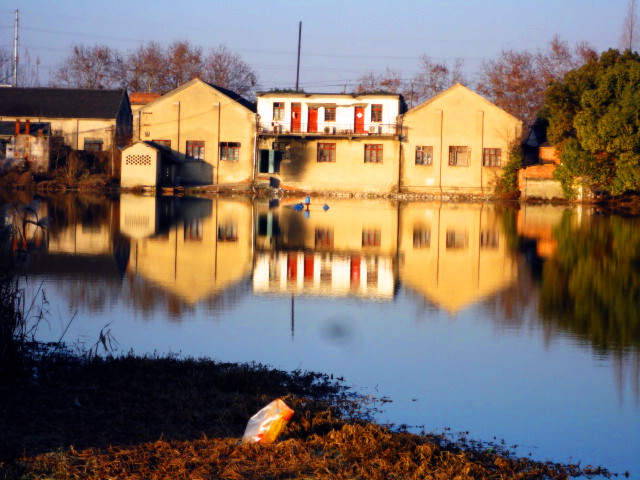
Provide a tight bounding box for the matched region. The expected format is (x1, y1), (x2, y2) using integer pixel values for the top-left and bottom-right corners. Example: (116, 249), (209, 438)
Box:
(0, 345), (616, 480)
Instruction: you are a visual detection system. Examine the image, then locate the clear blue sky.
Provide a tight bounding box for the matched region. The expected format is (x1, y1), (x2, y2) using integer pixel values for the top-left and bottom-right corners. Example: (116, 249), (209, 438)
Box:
(0, 0), (628, 91)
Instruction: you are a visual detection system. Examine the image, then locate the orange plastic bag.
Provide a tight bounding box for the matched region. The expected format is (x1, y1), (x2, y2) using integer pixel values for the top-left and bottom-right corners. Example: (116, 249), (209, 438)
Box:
(242, 398), (294, 443)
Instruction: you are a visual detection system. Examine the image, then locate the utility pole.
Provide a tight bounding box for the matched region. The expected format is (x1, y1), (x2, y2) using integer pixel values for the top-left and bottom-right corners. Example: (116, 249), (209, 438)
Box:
(295, 21), (302, 91)
(13, 9), (19, 87)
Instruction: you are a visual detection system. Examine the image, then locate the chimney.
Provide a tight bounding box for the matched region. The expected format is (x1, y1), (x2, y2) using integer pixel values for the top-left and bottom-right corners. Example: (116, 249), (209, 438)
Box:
(15, 119), (20, 135)
(25, 119), (30, 135)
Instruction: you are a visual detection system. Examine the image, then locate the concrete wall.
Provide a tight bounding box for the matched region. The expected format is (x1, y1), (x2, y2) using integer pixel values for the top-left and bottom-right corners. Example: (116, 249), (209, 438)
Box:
(120, 143), (159, 188)
(136, 79), (255, 185)
(401, 84), (522, 194)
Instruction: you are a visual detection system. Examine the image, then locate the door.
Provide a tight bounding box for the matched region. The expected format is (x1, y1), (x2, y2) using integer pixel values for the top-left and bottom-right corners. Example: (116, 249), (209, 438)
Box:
(291, 103), (301, 133)
(307, 107), (318, 133)
(354, 106), (365, 133)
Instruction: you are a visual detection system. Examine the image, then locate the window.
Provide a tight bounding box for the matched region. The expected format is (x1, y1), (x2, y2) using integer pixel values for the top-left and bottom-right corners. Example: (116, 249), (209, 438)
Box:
(184, 219), (202, 241)
(317, 143), (336, 162)
(152, 139), (171, 148)
(449, 146), (470, 166)
(446, 230), (468, 249)
(371, 104), (383, 122)
(273, 102), (285, 121)
(315, 228), (334, 248)
(84, 139), (103, 151)
(220, 142), (240, 161)
(273, 142), (290, 161)
(324, 106), (336, 122)
(480, 230), (499, 249)
(415, 146), (433, 165)
(413, 228), (431, 248)
(218, 222), (238, 242)
(483, 148), (502, 167)
(186, 140), (205, 160)
(364, 144), (383, 163)
(362, 229), (381, 247)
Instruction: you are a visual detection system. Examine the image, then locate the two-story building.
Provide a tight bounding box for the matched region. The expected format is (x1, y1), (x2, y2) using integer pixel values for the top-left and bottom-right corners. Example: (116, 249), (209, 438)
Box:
(256, 92), (406, 193)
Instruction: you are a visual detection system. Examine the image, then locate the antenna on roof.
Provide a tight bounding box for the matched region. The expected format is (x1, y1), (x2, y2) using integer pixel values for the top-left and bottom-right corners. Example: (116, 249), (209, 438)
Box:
(295, 21), (302, 91)
(13, 9), (19, 87)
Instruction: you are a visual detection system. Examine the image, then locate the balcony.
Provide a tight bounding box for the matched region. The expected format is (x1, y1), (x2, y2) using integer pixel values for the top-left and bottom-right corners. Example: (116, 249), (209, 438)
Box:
(257, 122), (400, 137)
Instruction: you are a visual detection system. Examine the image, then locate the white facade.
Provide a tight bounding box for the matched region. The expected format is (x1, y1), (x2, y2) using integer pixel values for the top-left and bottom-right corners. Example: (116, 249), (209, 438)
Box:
(256, 92), (402, 136)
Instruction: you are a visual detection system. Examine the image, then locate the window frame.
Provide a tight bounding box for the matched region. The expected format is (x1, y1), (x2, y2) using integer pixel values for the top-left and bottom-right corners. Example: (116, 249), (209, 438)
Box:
(220, 142), (241, 162)
(371, 104), (383, 123)
(317, 143), (336, 163)
(152, 139), (171, 148)
(415, 145), (433, 166)
(448, 146), (470, 167)
(483, 148), (502, 167)
(83, 138), (103, 152)
(324, 106), (336, 122)
(364, 144), (383, 164)
(186, 140), (205, 160)
(273, 102), (285, 121)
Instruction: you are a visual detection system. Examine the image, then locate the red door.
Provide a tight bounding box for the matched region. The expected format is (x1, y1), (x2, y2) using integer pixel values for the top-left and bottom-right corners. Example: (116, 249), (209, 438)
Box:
(307, 107), (318, 133)
(350, 257), (361, 285)
(354, 107), (365, 133)
(291, 103), (301, 133)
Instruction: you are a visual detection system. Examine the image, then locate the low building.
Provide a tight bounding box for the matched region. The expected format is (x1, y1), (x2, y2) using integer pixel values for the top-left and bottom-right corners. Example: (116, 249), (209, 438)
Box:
(0, 120), (50, 172)
(256, 92), (405, 193)
(0, 87), (132, 155)
(401, 84), (522, 194)
(134, 78), (256, 186)
(120, 141), (183, 188)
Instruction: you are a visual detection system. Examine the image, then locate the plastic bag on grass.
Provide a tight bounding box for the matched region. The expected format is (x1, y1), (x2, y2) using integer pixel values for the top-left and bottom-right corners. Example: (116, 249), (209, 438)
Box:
(242, 398), (294, 443)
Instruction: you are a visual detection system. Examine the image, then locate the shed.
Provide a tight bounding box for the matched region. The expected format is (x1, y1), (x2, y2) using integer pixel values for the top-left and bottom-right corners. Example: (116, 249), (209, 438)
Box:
(121, 141), (182, 188)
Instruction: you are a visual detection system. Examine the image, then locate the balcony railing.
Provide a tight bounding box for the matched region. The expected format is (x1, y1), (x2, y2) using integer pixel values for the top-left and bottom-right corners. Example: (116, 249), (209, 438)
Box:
(258, 122), (399, 136)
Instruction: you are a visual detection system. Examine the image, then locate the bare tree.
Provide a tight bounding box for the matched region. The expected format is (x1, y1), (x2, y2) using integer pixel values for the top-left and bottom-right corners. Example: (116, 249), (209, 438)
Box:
(51, 44), (126, 89)
(202, 45), (258, 97)
(410, 55), (466, 105)
(620, 0), (639, 51)
(354, 67), (405, 95)
(0, 48), (11, 85)
(164, 40), (203, 91)
(126, 41), (167, 93)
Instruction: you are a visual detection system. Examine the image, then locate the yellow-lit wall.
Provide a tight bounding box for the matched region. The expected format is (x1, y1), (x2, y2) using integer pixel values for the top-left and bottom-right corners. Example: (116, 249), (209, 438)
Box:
(264, 138), (400, 193)
(401, 84), (522, 193)
(398, 202), (517, 312)
(136, 79), (255, 185)
(120, 143), (160, 188)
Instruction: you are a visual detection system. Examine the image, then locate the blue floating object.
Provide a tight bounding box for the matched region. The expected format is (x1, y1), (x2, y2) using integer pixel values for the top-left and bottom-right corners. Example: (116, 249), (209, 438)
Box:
(322, 204), (330, 211)
(304, 210), (310, 219)
(293, 203), (304, 211)
(305, 196), (311, 205)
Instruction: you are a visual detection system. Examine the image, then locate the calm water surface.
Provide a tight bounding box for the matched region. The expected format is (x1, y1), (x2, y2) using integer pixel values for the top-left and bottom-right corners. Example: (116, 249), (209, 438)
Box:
(4, 194), (639, 476)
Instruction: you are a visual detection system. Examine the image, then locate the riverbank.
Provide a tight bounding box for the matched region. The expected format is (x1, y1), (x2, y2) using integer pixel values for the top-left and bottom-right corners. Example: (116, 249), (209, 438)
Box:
(0, 345), (615, 480)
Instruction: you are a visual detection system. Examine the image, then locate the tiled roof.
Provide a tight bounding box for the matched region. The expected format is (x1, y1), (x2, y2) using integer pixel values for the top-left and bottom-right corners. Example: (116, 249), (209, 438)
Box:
(0, 87), (127, 119)
(129, 92), (162, 105)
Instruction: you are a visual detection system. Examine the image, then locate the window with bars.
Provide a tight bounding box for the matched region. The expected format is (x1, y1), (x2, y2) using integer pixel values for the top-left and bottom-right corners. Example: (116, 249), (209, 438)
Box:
(371, 104), (383, 122)
(480, 230), (499, 249)
(448, 146), (470, 166)
(446, 230), (468, 249)
(315, 228), (334, 248)
(184, 219), (203, 241)
(415, 146), (433, 165)
(84, 139), (103, 151)
(273, 102), (285, 121)
(186, 140), (205, 160)
(364, 144), (383, 163)
(152, 139), (171, 148)
(483, 148), (502, 167)
(362, 229), (381, 247)
(317, 143), (336, 162)
(273, 141), (291, 161)
(413, 227), (431, 248)
(220, 142), (240, 161)
(324, 106), (336, 121)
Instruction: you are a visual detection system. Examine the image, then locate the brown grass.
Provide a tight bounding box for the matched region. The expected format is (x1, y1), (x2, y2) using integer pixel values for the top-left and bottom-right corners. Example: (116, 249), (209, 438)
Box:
(0, 351), (616, 480)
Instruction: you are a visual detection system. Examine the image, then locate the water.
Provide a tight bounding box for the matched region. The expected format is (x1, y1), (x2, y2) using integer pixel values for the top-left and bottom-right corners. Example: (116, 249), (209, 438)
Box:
(4, 194), (639, 476)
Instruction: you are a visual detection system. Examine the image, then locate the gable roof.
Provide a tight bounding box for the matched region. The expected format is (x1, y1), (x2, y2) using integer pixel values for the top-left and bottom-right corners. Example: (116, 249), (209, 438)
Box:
(0, 87), (128, 119)
(403, 83), (522, 124)
(140, 78), (256, 113)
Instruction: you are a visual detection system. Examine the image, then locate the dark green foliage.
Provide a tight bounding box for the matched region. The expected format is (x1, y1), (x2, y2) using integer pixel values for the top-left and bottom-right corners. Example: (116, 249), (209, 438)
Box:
(545, 49), (640, 195)
(539, 213), (640, 353)
(496, 143), (524, 196)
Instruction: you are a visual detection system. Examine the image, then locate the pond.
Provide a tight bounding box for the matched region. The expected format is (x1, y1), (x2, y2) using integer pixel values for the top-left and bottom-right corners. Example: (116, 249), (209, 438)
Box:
(4, 193), (639, 476)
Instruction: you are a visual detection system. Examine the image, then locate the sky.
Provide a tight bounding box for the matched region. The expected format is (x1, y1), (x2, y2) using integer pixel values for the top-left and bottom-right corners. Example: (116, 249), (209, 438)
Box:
(0, 0), (630, 92)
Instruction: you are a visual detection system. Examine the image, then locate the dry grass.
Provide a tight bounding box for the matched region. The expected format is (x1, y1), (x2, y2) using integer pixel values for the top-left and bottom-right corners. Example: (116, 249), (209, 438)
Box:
(0, 351), (616, 480)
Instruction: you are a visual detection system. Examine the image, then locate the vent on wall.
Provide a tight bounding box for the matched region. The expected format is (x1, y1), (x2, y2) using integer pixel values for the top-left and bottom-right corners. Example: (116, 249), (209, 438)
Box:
(125, 154), (152, 166)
